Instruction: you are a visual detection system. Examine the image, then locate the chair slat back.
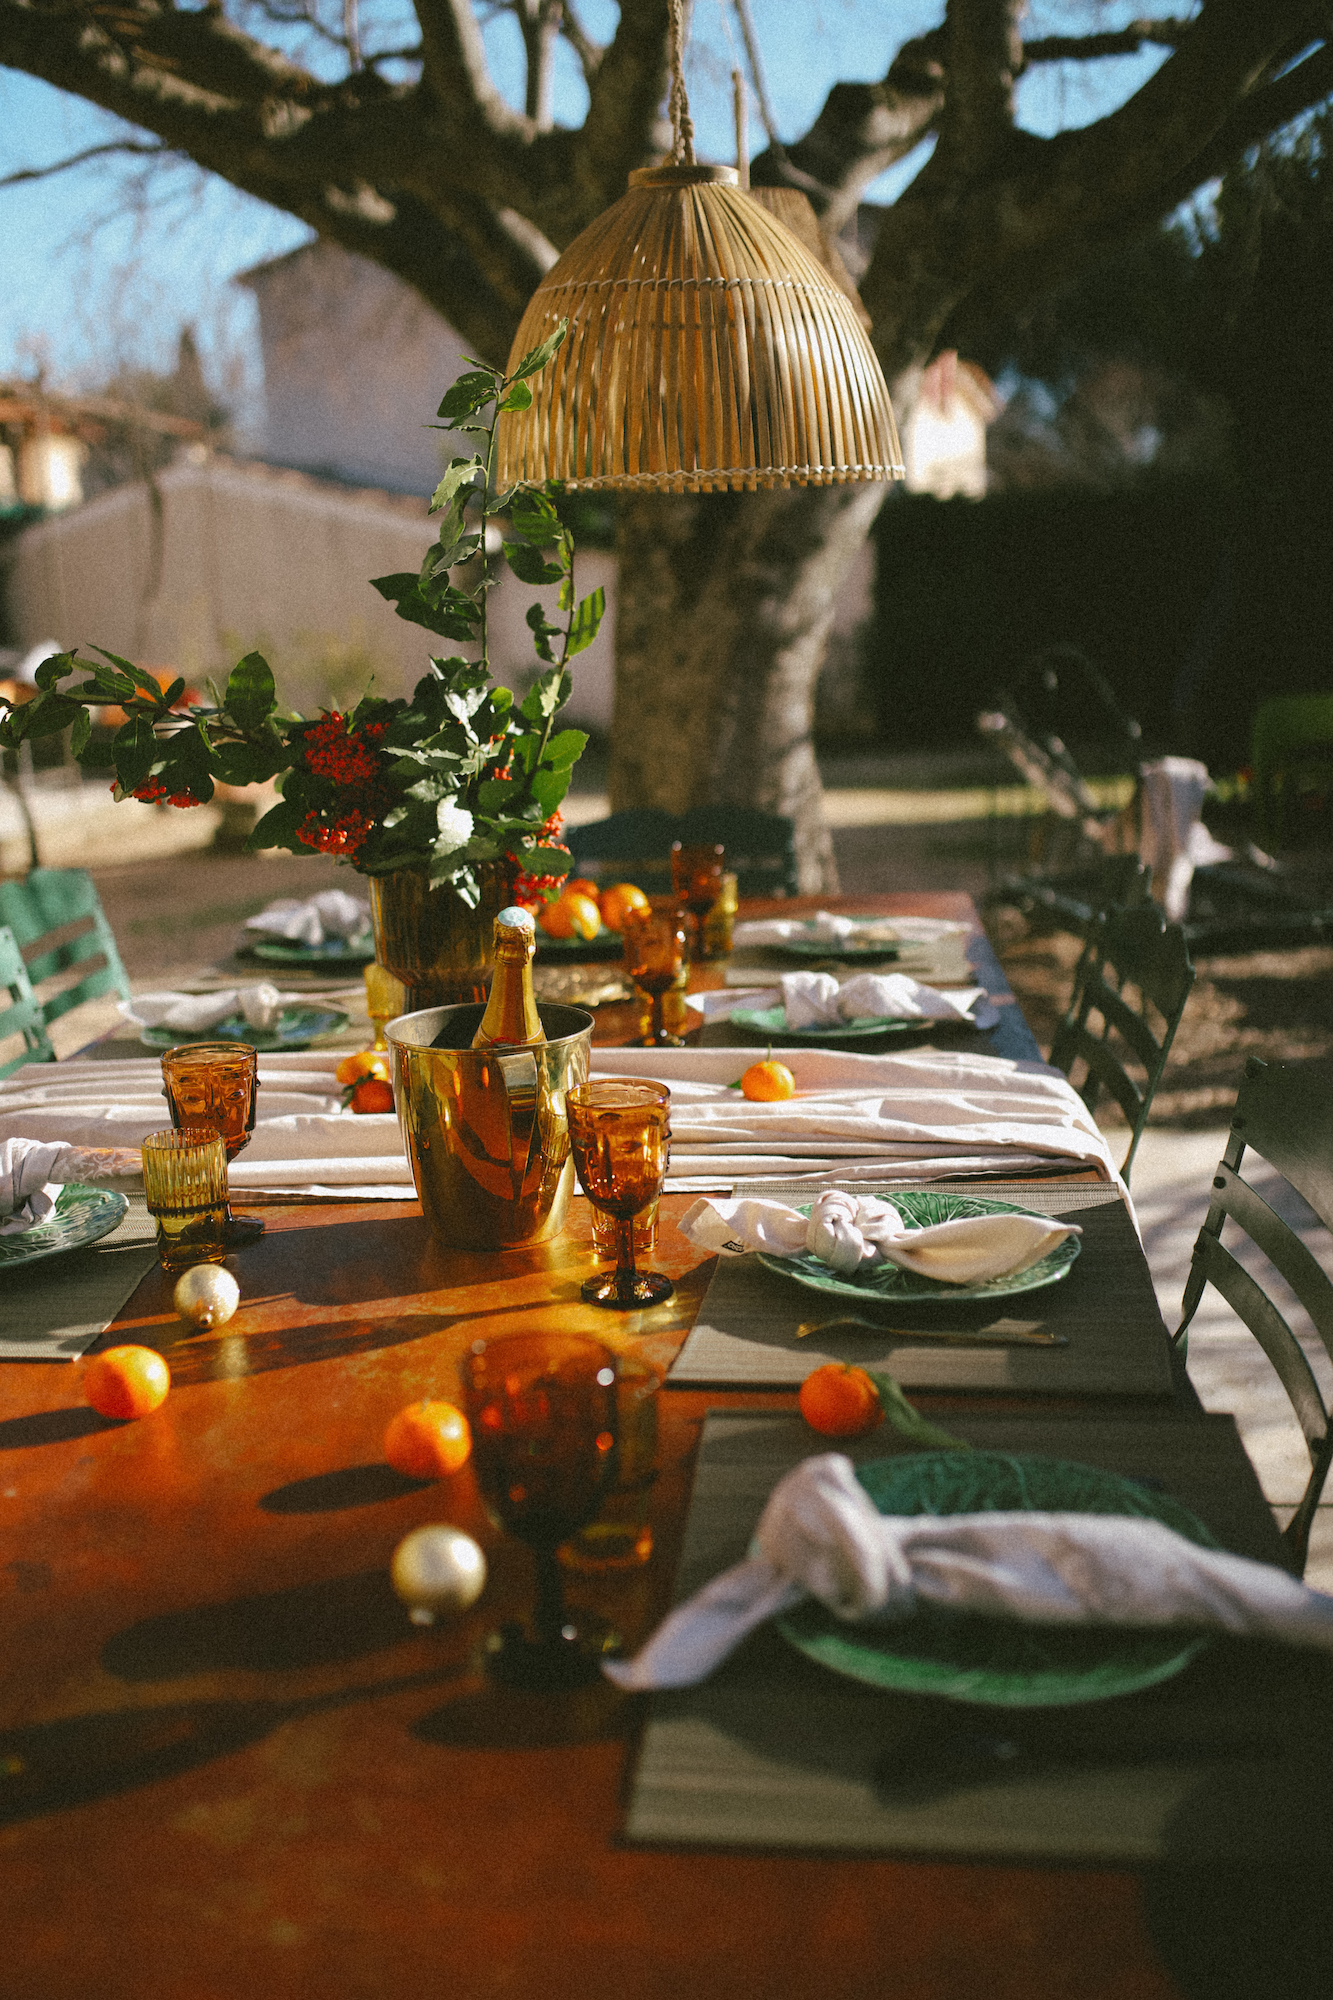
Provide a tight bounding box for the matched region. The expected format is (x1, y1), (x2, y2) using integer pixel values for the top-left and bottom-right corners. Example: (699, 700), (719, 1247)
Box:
(0, 923), (55, 1078)
(1175, 1056), (1333, 1573)
(0, 869), (130, 1026)
(1048, 902), (1195, 1181)
(567, 807), (797, 898)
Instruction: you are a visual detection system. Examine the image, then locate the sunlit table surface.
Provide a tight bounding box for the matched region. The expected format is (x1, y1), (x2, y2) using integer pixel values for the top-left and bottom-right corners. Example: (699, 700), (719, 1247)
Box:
(0, 892), (1223, 1999)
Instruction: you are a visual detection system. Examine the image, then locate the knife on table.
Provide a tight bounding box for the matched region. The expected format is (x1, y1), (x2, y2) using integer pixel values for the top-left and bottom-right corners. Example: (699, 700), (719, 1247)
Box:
(793, 1316), (1067, 1347)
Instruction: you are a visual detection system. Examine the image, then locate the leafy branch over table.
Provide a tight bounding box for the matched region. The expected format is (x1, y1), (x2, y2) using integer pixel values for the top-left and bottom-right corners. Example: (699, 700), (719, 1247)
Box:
(0, 325), (603, 908)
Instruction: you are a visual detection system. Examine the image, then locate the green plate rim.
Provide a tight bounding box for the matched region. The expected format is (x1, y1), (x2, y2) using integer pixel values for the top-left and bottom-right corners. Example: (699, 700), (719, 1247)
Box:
(246, 935), (373, 966)
(777, 1450), (1216, 1707)
(0, 1182), (129, 1267)
(729, 1000), (997, 1043)
(139, 1004), (349, 1052)
(755, 1189), (1082, 1305)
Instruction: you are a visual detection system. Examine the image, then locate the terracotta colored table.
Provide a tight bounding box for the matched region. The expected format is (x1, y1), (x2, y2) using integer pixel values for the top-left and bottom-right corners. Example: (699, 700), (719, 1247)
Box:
(0, 893), (1200, 1999)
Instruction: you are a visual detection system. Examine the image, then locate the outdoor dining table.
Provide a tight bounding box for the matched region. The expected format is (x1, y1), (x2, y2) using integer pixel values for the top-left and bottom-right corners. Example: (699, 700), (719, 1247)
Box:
(1, 893), (1325, 1998)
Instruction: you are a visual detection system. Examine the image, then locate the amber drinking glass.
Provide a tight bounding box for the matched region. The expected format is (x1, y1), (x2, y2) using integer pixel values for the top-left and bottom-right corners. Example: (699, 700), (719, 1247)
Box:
(160, 1041), (263, 1246)
(461, 1333), (621, 1688)
(621, 905), (688, 1047)
(671, 841), (725, 959)
(559, 1353), (661, 1572)
(567, 1080), (673, 1308)
(140, 1127), (229, 1275)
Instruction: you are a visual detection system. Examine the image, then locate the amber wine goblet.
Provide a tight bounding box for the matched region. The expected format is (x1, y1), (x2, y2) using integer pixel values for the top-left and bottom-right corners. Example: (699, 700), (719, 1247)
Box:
(160, 1041), (264, 1246)
(567, 1080), (673, 1308)
(621, 906), (687, 1047)
(462, 1332), (620, 1689)
(670, 841), (725, 960)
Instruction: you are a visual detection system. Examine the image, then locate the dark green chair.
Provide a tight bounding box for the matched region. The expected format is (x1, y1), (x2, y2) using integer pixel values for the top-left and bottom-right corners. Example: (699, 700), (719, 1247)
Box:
(1173, 1056), (1333, 1574)
(0, 923), (55, 1077)
(0, 868), (131, 1029)
(1049, 902), (1195, 1183)
(567, 806), (798, 897)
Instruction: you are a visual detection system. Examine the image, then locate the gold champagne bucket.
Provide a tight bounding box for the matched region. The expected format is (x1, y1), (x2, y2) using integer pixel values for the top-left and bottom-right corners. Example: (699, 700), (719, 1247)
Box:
(387, 1003), (594, 1250)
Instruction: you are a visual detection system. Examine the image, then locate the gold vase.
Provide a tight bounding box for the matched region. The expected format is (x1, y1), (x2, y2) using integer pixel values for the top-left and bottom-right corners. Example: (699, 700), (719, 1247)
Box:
(368, 862), (513, 1013)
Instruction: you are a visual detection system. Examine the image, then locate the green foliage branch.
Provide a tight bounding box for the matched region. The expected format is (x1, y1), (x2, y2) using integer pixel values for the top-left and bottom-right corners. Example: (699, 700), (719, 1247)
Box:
(0, 325), (604, 907)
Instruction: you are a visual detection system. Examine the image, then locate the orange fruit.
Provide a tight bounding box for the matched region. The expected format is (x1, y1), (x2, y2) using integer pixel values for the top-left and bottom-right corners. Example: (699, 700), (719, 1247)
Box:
(350, 1076), (395, 1114)
(740, 1059), (796, 1102)
(336, 1050), (390, 1086)
(598, 882), (651, 931)
(538, 892), (601, 941)
(383, 1400), (472, 1479)
(564, 876), (600, 901)
(84, 1345), (171, 1420)
(798, 1363), (882, 1438)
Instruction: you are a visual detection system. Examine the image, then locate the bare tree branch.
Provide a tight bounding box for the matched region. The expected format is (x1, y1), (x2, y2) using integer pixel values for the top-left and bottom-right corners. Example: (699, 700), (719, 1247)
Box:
(732, 0), (783, 153)
(939, 0), (1023, 162)
(573, 0), (671, 219)
(1022, 19), (1194, 67)
(559, 0), (604, 85)
(0, 138), (167, 189)
(412, 0), (526, 137)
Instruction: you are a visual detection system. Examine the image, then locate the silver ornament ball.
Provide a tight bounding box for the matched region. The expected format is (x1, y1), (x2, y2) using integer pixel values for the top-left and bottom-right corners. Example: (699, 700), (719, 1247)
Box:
(172, 1265), (241, 1330)
(391, 1526), (487, 1625)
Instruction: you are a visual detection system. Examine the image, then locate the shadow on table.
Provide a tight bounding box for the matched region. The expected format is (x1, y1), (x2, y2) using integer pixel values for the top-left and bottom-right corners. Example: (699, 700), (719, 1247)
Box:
(103, 1567), (417, 1679)
(412, 1679), (633, 1753)
(259, 1462), (430, 1512)
(248, 1213), (571, 1308)
(0, 1406), (121, 1450)
(153, 1311), (455, 1383)
(0, 1664), (465, 1828)
(1143, 1863), (1333, 2000)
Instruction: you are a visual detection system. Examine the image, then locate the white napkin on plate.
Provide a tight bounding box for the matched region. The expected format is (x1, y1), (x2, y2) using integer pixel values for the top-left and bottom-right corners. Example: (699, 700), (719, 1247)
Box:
(244, 891), (371, 947)
(679, 1188), (1079, 1283)
(0, 1135), (142, 1234)
(605, 1453), (1333, 1690)
(121, 984), (304, 1033)
(732, 911), (902, 949)
(781, 971), (981, 1029)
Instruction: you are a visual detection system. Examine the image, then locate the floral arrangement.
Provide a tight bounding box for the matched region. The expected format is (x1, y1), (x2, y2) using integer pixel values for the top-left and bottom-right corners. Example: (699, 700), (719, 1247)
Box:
(0, 328), (598, 908)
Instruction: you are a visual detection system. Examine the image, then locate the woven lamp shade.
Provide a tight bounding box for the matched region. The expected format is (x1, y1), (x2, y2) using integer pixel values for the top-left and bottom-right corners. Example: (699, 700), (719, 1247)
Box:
(494, 163), (904, 494)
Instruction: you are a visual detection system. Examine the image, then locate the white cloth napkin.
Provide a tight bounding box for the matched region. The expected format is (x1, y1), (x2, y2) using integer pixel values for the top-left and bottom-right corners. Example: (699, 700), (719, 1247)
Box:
(1138, 757), (1233, 923)
(781, 971), (981, 1029)
(0, 1054), (412, 1199)
(0, 1135), (143, 1233)
(244, 891), (371, 947)
(605, 1453), (1333, 1690)
(679, 1188), (1080, 1283)
(589, 1047), (1121, 1189)
(121, 984), (305, 1033)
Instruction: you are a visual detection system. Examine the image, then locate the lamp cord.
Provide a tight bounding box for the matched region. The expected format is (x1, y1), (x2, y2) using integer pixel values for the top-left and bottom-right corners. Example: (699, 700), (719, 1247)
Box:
(668, 0), (696, 165)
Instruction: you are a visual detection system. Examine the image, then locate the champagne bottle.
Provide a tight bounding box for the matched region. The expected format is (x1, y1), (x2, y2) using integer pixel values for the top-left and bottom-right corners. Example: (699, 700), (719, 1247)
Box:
(471, 906), (546, 1048)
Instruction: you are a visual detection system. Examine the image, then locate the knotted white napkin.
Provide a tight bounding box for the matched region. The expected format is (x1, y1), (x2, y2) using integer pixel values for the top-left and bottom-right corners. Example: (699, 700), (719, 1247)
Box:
(605, 1453), (1333, 1690)
(0, 1135), (142, 1234)
(244, 891), (371, 947)
(781, 971), (981, 1029)
(732, 911), (904, 949)
(680, 1188), (1080, 1284)
(121, 984), (304, 1034)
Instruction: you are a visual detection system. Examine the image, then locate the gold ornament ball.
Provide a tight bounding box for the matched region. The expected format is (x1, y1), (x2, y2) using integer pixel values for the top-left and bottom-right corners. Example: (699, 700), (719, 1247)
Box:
(391, 1526), (487, 1625)
(172, 1265), (241, 1330)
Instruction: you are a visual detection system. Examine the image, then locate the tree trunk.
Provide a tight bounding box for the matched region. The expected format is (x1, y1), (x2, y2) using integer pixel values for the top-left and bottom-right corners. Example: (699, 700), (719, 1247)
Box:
(608, 482), (886, 894)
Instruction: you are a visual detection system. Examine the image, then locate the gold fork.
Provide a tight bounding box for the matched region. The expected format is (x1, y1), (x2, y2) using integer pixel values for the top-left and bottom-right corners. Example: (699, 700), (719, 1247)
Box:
(793, 1315), (1067, 1347)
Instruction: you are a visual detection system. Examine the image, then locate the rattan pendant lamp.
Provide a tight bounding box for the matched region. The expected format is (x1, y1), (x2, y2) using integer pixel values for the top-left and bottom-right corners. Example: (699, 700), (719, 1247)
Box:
(494, 3), (903, 494)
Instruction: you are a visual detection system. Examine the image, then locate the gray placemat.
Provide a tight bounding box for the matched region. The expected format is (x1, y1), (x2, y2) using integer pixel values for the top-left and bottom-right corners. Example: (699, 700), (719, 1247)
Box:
(623, 1410), (1333, 1865)
(0, 1193), (159, 1361)
(667, 1183), (1175, 1398)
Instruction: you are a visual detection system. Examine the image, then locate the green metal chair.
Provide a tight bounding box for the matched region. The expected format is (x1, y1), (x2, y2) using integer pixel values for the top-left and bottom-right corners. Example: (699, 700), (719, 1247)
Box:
(0, 923), (56, 1077)
(0, 868), (131, 1029)
(1048, 901), (1195, 1184)
(567, 806), (798, 897)
(1173, 1056), (1333, 1574)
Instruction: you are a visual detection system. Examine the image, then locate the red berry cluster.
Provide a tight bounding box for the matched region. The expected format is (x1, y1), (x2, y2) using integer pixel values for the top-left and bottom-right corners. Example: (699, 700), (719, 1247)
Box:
(509, 812), (571, 909)
(302, 712), (387, 786)
(295, 712), (391, 861)
(117, 776), (202, 807)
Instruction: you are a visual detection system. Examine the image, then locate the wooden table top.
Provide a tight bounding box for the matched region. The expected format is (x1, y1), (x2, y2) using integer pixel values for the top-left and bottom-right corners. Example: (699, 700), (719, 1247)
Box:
(0, 891), (1190, 1999)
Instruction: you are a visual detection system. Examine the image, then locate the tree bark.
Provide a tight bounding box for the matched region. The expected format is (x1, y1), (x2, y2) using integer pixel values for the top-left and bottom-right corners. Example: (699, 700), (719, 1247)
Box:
(610, 482), (886, 891)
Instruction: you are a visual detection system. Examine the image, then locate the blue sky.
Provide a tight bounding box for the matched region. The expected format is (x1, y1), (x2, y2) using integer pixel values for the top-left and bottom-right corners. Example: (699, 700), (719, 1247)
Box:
(0, 1), (1169, 411)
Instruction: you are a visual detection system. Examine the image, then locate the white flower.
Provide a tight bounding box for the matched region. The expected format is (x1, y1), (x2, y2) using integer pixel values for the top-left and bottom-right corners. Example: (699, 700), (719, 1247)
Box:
(435, 800), (475, 853)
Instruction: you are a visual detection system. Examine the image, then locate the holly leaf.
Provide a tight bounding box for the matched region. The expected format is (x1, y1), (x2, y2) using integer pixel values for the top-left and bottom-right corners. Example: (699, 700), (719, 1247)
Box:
(504, 540), (564, 587)
(510, 322), (567, 382)
(541, 728), (588, 770)
(93, 647), (166, 698)
(436, 372), (500, 425)
(519, 667), (571, 723)
(246, 795), (308, 854)
(429, 456), (484, 513)
(33, 651), (77, 691)
(113, 714), (159, 792)
(508, 488), (560, 545)
(565, 586), (605, 659)
(69, 707), (91, 759)
(224, 652), (276, 732)
(371, 572), (479, 640)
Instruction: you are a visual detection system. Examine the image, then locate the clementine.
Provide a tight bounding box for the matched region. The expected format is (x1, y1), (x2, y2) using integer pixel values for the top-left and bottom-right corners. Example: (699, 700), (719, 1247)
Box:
(598, 882), (651, 932)
(84, 1345), (171, 1420)
(383, 1400), (473, 1479)
(336, 1050), (390, 1087)
(798, 1363), (882, 1438)
(350, 1076), (395, 1114)
(538, 892), (601, 941)
(740, 1058), (796, 1102)
(565, 877), (600, 901)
